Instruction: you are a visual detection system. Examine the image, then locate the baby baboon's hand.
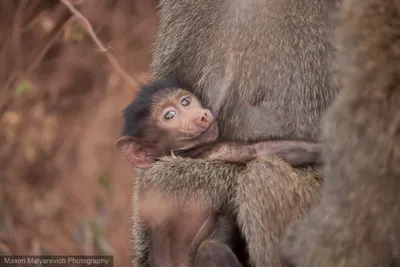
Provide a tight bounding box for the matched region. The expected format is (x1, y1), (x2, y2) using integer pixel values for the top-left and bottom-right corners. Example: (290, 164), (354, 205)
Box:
(254, 140), (323, 166)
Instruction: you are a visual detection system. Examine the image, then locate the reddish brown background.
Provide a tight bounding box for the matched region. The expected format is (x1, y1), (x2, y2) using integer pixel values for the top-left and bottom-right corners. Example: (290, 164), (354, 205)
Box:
(0, 1), (158, 266)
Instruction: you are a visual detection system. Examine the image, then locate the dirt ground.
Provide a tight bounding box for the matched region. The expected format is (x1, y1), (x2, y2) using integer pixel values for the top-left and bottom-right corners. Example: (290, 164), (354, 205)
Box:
(0, 1), (158, 266)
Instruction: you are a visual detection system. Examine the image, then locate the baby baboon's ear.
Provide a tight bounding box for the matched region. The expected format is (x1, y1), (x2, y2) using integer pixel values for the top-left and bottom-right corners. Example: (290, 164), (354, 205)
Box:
(116, 136), (156, 168)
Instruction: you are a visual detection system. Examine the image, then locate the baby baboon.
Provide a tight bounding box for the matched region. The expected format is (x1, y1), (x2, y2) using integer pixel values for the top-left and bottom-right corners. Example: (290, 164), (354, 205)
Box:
(117, 78), (324, 168)
(281, 0), (400, 266)
(118, 78), (324, 266)
(129, 0), (339, 266)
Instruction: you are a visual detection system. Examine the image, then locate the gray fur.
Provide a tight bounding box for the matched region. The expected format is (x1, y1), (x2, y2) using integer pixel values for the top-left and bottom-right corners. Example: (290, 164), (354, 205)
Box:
(132, 157), (322, 267)
(281, 0), (400, 266)
(131, 0), (340, 266)
(151, 0), (339, 141)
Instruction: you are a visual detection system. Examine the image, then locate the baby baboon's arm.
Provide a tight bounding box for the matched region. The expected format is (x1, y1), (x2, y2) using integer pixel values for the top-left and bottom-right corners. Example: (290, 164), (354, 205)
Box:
(254, 140), (323, 166)
(204, 140), (323, 166)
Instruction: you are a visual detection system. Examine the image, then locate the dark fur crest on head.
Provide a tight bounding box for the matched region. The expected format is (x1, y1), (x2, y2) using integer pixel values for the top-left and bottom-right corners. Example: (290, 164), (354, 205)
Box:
(121, 77), (184, 138)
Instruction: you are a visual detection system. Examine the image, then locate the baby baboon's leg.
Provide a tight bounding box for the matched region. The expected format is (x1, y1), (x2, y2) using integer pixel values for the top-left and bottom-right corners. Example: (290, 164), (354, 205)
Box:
(138, 187), (221, 267)
(193, 239), (243, 267)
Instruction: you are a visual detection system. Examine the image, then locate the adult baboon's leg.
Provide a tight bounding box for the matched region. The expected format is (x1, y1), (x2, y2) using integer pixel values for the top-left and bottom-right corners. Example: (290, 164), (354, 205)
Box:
(235, 157), (322, 267)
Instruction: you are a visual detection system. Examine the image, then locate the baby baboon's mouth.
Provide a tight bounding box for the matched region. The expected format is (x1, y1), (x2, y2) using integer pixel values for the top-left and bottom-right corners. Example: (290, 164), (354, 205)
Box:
(198, 123), (219, 141)
(179, 123), (218, 143)
(174, 123), (219, 151)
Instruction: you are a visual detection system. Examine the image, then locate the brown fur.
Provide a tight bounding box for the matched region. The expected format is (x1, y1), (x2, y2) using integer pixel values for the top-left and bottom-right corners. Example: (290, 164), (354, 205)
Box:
(281, 0), (400, 266)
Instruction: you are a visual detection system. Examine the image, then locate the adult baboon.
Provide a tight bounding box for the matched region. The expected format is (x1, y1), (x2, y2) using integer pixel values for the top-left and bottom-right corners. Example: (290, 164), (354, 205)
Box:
(281, 0), (400, 266)
(130, 0), (339, 266)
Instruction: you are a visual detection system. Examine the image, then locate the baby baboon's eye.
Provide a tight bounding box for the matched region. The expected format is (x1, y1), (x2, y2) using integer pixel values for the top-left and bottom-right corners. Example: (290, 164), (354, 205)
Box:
(181, 96), (191, 106)
(164, 110), (176, 121)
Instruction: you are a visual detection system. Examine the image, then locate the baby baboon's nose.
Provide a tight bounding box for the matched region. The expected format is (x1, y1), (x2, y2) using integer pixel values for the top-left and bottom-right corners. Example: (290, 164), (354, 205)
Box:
(201, 110), (214, 124)
(196, 110), (214, 129)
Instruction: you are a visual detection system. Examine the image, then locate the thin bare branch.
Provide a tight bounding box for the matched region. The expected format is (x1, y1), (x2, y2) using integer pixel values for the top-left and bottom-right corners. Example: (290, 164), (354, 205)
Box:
(28, 17), (73, 73)
(1, 11), (72, 111)
(59, 0), (138, 88)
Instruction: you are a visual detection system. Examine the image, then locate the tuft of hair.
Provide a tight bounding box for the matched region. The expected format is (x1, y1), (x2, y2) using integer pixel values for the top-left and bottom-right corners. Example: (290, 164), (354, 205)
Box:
(121, 77), (184, 137)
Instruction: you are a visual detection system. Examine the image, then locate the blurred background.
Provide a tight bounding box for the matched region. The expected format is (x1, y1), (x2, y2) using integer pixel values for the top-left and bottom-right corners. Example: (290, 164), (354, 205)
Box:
(0, 0), (158, 265)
